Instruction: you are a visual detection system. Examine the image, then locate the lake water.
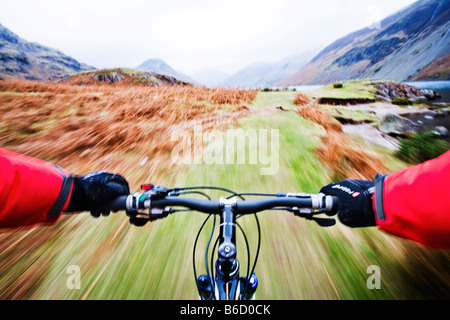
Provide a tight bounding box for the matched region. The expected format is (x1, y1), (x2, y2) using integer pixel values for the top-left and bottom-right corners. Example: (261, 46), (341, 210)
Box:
(288, 84), (325, 92)
(405, 80), (450, 103)
(403, 81), (450, 142)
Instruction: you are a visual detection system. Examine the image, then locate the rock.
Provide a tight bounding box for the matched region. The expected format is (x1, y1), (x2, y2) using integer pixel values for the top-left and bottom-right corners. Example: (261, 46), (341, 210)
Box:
(93, 72), (125, 83)
(378, 113), (420, 137)
(374, 82), (439, 103)
(422, 89), (440, 100)
(434, 126), (449, 137)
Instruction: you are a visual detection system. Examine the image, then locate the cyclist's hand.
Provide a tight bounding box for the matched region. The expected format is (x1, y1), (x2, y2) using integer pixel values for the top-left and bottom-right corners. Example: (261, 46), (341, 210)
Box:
(65, 171), (130, 217)
(320, 179), (376, 228)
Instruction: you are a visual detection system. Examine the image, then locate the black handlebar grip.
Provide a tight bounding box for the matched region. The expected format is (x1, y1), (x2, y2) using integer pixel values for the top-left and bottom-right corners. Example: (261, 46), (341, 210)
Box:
(95, 195), (129, 213)
(327, 196), (339, 215)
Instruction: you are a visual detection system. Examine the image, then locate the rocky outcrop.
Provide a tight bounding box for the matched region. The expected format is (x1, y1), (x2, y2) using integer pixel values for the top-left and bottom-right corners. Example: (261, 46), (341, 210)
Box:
(373, 82), (440, 103)
(66, 69), (190, 87)
(93, 72), (125, 83)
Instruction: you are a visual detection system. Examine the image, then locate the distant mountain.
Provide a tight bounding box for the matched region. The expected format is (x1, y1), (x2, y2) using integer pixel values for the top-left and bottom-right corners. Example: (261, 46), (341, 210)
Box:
(190, 68), (230, 88)
(278, 0), (450, 85)
(136, 58), (194, 84)
(220, 51), (317, 88)
(0, 22), (94, 81)
(220, 61), (275, 88)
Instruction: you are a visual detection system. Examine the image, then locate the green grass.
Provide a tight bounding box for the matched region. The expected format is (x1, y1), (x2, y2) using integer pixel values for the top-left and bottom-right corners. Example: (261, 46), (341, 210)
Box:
(305, 80), (377, 100)
(391, 97), (412, 106)
(321, 105), (380, 124)
(250, 91), (297, 109)
(395, 130), (450, 164)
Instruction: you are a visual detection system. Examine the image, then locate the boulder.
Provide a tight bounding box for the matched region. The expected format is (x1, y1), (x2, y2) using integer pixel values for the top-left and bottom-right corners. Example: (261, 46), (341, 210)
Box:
(378, 113), (419, 137)
(422, 89), (440, 100)
(434, 126), (449, 137)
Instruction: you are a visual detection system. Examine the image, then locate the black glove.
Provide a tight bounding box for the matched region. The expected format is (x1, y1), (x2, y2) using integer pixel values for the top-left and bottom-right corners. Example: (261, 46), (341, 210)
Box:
(65, 171), (130, 217)
(320, 179), (376, 228)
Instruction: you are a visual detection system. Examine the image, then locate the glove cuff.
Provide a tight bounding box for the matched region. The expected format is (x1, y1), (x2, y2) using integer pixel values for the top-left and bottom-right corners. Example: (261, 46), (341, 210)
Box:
(65, 177), (87, 212)
(374, 173), (388, 222)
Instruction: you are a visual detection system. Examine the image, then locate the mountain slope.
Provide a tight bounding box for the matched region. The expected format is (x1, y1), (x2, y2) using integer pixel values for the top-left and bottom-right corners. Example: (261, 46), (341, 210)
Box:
(136, 59), (194, 84)
(221, 51), (317, 88)
(220, 61), (275, 88)
(278, 0), (450, 85)
(407, 52), (450, 81)
(0, 22), (94, 81)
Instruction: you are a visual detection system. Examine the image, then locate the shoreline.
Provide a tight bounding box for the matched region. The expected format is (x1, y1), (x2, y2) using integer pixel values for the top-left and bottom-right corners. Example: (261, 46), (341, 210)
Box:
(334, 102), (448, 151)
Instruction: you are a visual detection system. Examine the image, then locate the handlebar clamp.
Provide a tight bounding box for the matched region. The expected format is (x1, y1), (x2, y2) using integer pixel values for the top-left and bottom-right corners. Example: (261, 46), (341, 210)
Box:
(125, 193), (141, 216)
(125, 190), (169, 222)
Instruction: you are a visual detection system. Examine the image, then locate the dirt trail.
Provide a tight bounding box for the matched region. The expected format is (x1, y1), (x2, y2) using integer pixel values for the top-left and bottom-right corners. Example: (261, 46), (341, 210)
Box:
(166, 105), (281, 136)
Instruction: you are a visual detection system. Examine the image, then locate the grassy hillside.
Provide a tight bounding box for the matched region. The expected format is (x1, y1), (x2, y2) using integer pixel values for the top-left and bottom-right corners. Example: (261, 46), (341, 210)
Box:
(0, 81), (448, 299)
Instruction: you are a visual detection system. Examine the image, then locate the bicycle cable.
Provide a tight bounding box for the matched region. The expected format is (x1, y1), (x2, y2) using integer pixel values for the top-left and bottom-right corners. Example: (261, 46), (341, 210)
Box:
(173, 186), (246, 200)
(173, 186), (262, 299)
(186, 190), (214, 298)
(242, 211), (261, 297)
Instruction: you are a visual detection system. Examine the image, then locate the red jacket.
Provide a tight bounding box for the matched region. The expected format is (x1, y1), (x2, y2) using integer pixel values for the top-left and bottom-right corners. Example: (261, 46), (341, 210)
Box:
(373, 151), (450, 249)
(0, 148), (73, 228)
(0, 148), (449, 249)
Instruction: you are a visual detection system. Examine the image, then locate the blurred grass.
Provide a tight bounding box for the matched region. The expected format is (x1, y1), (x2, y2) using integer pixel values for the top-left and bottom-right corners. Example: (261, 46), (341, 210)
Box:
(322, 105), (380, 124)
(1, 89), (449, 300)
(395, 130), (450, 164)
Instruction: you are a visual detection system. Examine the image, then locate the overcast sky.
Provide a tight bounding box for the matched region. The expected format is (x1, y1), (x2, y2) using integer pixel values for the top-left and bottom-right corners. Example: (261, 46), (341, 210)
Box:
(0, 0), (418, 75)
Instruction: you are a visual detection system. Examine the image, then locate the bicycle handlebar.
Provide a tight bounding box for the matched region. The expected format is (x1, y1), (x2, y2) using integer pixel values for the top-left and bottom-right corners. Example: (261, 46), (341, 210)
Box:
(98, 188), (338, 222)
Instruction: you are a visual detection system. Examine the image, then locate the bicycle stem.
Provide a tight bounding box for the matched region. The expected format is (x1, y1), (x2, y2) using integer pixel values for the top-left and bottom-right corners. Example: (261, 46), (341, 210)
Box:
(217, 198), (238, 279)
(214, 198), (240, 299)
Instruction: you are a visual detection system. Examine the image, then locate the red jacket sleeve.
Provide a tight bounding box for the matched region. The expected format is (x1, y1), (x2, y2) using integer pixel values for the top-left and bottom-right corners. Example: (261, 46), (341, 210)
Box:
(373, 151), (450, 249)
(0, 148), (74, 228)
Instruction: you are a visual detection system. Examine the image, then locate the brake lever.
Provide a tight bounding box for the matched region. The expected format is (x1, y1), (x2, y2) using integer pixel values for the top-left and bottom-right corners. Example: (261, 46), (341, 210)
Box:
(310, 217), (336, 227)
(290, 208), (336, 227)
